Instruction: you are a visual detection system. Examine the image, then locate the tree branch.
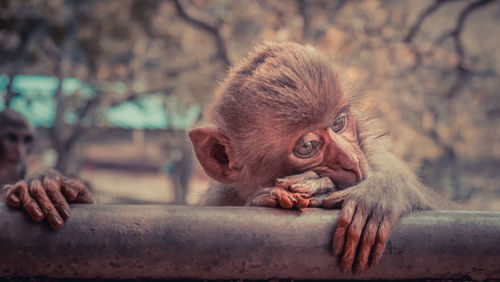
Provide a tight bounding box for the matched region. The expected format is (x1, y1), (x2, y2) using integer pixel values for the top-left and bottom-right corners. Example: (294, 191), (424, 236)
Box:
(171, 0), (230, 67)
(435, 0), (494, 99)
(297, 0), (310, 41)
(435, 0), (494, 65)
(64, 94), (103, 152)
(404, 0), (451, 43)
(48, 3), (78, 150)
(5, 20), (48, 107)
(107, 87), (175, 107)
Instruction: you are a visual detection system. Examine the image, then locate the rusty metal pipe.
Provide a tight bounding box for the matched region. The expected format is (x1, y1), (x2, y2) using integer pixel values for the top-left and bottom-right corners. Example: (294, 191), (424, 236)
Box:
(0, 204), (499, 280)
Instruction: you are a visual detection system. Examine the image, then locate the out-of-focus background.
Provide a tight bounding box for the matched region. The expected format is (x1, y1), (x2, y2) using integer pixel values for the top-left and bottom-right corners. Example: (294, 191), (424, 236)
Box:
(0, 0), (498, 209)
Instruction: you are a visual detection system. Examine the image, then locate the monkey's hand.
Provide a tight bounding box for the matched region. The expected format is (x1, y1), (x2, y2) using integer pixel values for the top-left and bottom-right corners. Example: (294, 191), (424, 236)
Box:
(250, 187), (310, 209)
(3, 169), (93, 230)
(321, 175), (404, 274)
(250, 171), (336, 209)
(275, 171), (336, 207)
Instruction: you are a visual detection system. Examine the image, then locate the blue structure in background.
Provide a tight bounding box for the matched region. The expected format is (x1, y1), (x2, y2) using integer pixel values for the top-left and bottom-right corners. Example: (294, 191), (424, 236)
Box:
(0, 75), (200, 129)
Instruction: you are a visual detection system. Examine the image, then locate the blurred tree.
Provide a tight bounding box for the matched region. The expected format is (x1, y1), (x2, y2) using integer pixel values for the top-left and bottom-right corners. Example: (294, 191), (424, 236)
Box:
(0, 0), (498, 207)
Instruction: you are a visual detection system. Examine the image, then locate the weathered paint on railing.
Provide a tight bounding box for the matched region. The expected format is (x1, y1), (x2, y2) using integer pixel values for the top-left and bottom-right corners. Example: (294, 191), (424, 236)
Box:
(0, 204), (499, 280)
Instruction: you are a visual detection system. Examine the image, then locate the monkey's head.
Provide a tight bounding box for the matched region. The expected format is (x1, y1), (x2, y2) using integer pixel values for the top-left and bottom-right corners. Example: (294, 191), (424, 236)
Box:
(190, 42), (369, 193)
(0, 109), (35, 165)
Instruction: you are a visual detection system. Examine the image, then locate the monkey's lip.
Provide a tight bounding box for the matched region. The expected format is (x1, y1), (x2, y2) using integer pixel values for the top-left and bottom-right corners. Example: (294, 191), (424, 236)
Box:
(318, 168), (362, 190)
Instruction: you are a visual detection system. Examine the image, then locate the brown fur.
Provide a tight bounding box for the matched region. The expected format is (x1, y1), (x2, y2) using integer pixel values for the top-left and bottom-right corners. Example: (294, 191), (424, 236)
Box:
(205, 42), (348, 198)
(190, 42), (451, 273)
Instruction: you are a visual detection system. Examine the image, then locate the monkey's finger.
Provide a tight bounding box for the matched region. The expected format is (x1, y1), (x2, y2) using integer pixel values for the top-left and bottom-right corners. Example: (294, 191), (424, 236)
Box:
(368, 216), (393, 268)
(260, 198), (279, 207)
(250, 192), (278, 208)
(62, 178), (93, 203)
(12, 181), (44, 221)
(309, 193), (330, 207)
(333, 199), (356, 257)
(43, 174), (71, 219)
(253, 197), (278, 207)
(339, 205), (368, 273)
(276, 190), (295, 209)
(294, 194), (309, 209)
(308, 197), (322, 207)
(29, 180), (64, 229)
(7, 193), (21, 207)
(322, 191), (346, 209)
(295, 193), (310, 199)
(353, 212), (381, 274)
(45, 189), (71, 220)
(4, 185), (21, 207)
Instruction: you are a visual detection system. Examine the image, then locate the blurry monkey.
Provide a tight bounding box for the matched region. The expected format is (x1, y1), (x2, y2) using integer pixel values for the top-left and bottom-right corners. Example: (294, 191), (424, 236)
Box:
(0, 109), (34, 186)
(2, 110), (92, 229)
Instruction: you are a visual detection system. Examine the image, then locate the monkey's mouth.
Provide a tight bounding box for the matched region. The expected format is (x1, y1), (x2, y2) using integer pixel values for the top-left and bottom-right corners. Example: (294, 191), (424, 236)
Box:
(319, 168), (363, 190)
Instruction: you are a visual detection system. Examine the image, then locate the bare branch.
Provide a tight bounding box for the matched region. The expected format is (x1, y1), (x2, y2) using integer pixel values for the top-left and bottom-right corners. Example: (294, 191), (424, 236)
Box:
(327, 0), (347, 24)
(107, 87), (175, 107)
(5, 21), (48, 107)
(64, 94), (103, 152)
(171, 0), (231, 67)
(404, 0), (451, 43)
(445, 65), (472, 99)
(49, 2), (78, 150)
(435, 0), (494, 99)
(435, 0), (494, 64)
(297, 0), (310, 41)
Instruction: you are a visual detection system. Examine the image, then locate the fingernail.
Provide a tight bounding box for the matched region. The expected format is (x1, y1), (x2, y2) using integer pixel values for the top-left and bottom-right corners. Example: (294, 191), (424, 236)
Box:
(34, 209), (44, 219)
(291, 184), (301, 188)
(8, 195), (19, 204)
(61, 209), (71, 219)
(333, 247), (341, 257)
(276, 178), (285, 183)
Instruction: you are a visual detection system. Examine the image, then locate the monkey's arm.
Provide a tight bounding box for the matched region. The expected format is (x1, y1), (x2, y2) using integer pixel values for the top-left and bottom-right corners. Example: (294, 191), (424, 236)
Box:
(3, 169), (93, 230)
(322, 151), (444, 273)
(201, 183), (248, 206)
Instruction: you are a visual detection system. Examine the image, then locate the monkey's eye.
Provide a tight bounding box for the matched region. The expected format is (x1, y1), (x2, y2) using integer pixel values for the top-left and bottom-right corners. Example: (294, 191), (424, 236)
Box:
(331, 114), (347, 133)
(294, 133), (321, 158)
(7, 133), (18, 143)
(24, 135), (33, 144)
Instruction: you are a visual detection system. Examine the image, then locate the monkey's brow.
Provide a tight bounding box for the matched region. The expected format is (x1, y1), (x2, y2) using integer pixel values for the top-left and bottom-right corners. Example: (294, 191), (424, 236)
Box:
(335, 104), (351, 116)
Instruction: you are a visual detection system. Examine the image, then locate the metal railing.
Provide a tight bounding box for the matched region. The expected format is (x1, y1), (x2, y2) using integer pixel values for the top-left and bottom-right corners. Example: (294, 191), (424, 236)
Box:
(1, 204), (499, 280)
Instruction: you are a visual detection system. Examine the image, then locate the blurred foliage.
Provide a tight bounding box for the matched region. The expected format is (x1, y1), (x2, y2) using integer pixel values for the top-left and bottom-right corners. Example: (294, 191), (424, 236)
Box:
(0, 0), (499, 205)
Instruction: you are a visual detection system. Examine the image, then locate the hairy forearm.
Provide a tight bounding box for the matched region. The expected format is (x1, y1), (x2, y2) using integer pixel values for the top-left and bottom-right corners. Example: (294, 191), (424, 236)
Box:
(364, 150), (450, 211)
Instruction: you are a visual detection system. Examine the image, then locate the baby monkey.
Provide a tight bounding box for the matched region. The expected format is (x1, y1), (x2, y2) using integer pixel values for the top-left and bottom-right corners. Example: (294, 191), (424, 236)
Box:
(189, 42), (445, 273)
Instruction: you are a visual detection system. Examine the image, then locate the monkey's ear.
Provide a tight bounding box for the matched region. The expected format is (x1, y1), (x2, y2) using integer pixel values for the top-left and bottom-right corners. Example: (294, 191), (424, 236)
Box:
(189, 128), (239, 184)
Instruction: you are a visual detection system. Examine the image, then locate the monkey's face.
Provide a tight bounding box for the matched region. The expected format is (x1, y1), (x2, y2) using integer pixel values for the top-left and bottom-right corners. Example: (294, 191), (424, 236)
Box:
(284, 111), (365, 190)
(0, 128), (34, 164)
